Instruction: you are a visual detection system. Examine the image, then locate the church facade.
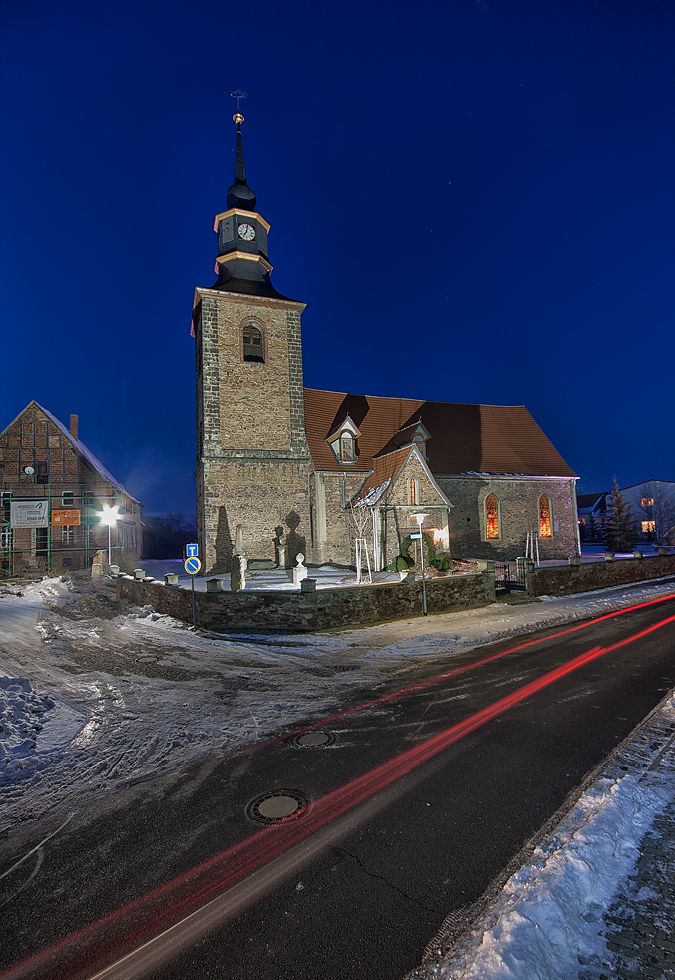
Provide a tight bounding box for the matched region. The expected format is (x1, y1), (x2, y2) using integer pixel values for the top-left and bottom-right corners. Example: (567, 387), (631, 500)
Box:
(193, 115), (580, 575)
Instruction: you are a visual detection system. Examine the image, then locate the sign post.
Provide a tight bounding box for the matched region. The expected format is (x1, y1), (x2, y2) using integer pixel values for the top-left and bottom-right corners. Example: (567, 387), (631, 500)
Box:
(184, 555), (201, 628)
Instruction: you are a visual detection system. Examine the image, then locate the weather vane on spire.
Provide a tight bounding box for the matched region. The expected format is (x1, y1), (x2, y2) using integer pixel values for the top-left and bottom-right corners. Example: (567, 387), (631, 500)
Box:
(231, 89), (247, 124)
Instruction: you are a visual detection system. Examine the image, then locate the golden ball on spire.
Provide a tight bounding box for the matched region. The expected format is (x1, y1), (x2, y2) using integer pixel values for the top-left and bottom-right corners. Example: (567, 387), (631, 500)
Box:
(233, 112), (244, 124)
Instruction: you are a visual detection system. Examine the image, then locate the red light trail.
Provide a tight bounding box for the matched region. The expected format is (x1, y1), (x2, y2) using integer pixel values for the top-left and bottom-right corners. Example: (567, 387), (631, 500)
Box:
(3, 598), (675, 980)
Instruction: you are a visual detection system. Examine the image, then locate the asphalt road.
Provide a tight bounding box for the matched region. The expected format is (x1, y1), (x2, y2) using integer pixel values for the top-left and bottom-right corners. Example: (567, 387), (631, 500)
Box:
(3, 593), (675, 980)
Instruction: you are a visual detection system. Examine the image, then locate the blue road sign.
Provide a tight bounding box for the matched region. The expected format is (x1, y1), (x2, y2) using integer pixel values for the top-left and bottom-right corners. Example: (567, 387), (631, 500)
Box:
(410, 533), (422, 540)
(186, 543), (199, 558)
(185, 557), (201, 574)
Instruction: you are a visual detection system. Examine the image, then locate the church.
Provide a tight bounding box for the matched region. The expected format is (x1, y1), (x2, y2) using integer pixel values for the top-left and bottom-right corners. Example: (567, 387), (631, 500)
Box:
(193, 114), (580, 575)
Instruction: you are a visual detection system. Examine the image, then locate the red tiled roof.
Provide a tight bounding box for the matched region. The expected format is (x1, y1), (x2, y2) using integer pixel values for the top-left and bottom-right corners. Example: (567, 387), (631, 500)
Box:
(303, 389), (577, 478)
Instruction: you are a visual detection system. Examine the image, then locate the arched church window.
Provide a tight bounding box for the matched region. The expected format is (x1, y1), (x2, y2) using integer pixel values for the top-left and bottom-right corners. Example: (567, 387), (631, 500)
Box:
(485, 494), (500, 539)
(242, 321), (264, 362)
(539, 494), (552, 537)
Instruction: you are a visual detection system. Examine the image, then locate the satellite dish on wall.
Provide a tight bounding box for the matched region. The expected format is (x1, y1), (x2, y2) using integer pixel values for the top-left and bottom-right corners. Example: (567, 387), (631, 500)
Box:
(24, 466), (34, 475)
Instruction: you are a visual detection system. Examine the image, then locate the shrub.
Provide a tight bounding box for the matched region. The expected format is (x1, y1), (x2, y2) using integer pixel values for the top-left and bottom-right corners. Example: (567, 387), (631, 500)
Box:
(431, 553), (452, 571)
(400, 533), (436, 564)
(387, 556), (411, 572)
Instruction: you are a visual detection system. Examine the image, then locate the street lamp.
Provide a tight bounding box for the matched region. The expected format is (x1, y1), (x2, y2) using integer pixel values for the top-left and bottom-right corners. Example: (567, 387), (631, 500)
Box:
(99, 504), (121, 569)
(411, 512), (429, 616)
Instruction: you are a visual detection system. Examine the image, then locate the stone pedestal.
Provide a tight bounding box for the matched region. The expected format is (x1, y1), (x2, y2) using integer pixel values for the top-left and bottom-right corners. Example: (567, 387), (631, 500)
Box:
(164, 574), (179, 586)
(293, 553), (308, 586)
(134, 568), (146, 580)
(633, 550), (643, 559)
(206, 578), (224, 592)
(231, 554), (246, 592)
(300, 578), (316, 594)
(568, 555), (581, 567)
(604, 552), (615, 562)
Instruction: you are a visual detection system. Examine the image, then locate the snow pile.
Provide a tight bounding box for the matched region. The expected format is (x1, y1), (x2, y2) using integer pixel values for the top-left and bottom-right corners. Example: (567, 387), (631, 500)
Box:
(413, 694), (675, 980)
(0, 676), (54, 770)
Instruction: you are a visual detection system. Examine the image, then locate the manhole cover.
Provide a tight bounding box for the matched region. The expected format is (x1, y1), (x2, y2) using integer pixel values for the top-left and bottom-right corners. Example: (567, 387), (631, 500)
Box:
(246, 789), (310, 825)
(288, 730), (337, 748)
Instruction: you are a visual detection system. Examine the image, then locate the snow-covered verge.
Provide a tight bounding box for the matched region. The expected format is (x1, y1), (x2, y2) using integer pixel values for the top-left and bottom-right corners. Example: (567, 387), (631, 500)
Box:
(0, 676), (55, 768)
(1, 573), (675, 833)
(407, 694), (675, 980)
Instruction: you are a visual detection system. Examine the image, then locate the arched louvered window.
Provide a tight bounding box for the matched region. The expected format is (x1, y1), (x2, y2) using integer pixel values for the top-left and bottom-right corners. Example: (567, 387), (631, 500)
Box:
(409, 478), (419, 506)
(539, 494), (552, 537)
(242, 321), (264, 362)
(485, 494), (500, 539)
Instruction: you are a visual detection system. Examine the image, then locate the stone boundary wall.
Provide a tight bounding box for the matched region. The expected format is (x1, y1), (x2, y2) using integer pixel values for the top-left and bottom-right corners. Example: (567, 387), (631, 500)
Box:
(116, 572), (495, 633)
(529, 554), (675, 597)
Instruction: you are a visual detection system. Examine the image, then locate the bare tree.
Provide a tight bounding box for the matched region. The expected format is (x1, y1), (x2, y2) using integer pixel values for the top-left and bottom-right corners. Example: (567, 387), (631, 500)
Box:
(347, 500), (372, 584)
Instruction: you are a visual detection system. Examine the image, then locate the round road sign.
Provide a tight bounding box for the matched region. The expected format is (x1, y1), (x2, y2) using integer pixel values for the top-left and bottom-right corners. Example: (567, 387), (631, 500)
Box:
(185, 557), (201, 574)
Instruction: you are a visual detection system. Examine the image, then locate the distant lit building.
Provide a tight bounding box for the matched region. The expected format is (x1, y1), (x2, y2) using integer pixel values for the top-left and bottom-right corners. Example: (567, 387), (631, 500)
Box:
(0, 401), (142, 577)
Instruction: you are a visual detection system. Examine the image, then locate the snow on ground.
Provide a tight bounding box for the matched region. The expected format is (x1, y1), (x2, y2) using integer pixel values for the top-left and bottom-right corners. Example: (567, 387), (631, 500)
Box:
(1, 571), (675, 835)
(408, 694), (675, 980)
(2, 569), (675, 976)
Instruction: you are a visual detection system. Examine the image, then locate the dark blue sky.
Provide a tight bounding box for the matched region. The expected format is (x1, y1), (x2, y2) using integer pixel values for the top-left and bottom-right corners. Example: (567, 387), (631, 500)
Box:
(1, 0), (673, 516)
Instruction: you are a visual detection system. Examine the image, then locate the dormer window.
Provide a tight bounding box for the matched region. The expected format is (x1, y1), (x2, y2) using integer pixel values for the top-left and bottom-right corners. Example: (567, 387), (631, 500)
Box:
(327, 415), (361, 464)
(242, 320), (264, 363)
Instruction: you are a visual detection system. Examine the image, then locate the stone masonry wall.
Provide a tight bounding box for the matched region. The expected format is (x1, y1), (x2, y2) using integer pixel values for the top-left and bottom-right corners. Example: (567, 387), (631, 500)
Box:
(312, 471), (366, 566)
(381, 453), (450, 568)
(200, 458), (313, 574)
(529, 553), (675, 597)
(117, 570), (495, 632)
(435, 476), (577, 560)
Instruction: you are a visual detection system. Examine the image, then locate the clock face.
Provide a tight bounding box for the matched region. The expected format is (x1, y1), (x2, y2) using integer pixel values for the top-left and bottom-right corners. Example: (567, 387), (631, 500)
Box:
(237, 222), (255, 241)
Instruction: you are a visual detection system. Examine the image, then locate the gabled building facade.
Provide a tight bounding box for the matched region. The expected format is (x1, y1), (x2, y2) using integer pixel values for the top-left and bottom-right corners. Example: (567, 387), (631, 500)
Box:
(194, 116), (580, 574)
(0, 402), (142, 577)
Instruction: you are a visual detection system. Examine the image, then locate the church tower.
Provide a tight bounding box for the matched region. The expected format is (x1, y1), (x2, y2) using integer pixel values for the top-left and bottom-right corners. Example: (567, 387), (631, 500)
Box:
(194, 111), (312, 574)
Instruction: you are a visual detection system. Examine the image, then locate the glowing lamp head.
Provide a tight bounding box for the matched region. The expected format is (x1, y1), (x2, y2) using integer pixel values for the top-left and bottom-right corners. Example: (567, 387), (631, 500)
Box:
(100, 504), (121, 527)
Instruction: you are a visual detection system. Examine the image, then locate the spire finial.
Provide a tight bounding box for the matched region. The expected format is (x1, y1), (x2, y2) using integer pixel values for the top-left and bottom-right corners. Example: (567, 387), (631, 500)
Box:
(231, 89), (247, 120)
(226, 91), (256, 212)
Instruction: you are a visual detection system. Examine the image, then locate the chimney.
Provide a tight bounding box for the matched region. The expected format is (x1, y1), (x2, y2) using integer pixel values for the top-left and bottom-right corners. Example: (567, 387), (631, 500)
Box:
(70, 414), (79, 440)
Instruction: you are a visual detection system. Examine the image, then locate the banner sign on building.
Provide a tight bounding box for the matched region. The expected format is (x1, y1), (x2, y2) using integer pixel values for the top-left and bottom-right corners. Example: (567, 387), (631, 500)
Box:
(51, 510), (81, 526)
(10, 500), (49, 528)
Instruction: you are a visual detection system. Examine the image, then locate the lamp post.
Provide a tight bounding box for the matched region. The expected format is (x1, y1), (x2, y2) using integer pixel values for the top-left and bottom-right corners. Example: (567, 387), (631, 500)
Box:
(99, 504), (121, 570)
(411, 512), (429, 616)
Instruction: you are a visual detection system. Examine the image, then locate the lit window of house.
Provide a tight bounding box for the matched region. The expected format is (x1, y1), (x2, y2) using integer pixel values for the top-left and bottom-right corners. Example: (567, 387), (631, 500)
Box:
(409, 478), (419, 506)
(61, 526), (74, 544)
(641, 497), (654, 507)
(539, 495), (552, 537)
(485, 494), (499, 539)
(642, 520), (656, 533)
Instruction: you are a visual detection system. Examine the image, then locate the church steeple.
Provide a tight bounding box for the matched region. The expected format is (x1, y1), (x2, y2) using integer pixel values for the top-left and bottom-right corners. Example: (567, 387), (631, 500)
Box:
(226, 113), (257, 212)
(210, 110), (292, 299)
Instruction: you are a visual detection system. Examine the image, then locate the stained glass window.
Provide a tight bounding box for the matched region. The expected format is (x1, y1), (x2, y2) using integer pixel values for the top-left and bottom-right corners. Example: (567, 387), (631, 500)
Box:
(539, 495), (552, 537)
(485, 494), (499, 538)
